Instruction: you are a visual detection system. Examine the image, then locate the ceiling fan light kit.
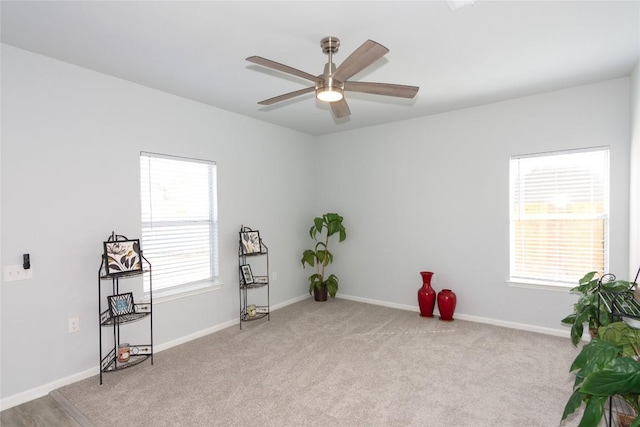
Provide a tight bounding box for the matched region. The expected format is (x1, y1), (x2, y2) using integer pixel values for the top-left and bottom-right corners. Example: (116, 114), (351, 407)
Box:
(316, 85), (343, 103)
(246, 36), (419, 118)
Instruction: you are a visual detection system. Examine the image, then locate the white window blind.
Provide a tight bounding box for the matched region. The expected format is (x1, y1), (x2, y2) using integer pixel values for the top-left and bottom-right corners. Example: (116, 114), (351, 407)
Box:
(509, 147), (609, 285)
(140, 152), (219, 294)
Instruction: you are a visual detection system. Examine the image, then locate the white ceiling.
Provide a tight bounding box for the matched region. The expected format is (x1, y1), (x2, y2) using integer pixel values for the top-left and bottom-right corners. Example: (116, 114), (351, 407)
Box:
(1, 1), (639, 136)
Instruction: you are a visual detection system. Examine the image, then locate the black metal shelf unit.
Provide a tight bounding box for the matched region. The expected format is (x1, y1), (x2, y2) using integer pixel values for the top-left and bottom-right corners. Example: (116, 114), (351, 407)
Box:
(98, 238), (153, 384)
(597, 273), (639, 427)
(238, 226), (270, 329)
(599, 291), (640, 324)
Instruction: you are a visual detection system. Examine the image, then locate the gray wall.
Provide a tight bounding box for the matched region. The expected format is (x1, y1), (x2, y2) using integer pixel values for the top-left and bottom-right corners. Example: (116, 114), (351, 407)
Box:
(0, 44), (634, 406)
(315, 78), (631, 330)
(0, 45), (315, 404)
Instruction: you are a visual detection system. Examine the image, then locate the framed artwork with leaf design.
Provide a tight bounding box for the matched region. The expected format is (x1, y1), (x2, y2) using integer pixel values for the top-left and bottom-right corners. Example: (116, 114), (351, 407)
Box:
(240, 230), (261, 254)
(103, 239), (142, 275)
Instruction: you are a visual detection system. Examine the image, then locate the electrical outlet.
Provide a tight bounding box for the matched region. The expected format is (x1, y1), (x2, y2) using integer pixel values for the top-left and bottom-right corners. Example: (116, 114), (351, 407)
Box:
(271, 271), (278, 282)
(68, 317), (80, 333)
(3, 265), (33, 282)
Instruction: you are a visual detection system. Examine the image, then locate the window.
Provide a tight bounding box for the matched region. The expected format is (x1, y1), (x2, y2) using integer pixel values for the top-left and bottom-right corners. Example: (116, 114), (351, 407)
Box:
(509, 147), (609, 287)
(140, 152), (219, 296)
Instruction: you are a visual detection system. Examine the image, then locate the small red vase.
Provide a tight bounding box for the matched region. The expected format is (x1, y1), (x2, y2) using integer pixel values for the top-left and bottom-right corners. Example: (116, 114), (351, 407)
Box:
(437, 289), (457, 321)
(417, 271), (436, 317)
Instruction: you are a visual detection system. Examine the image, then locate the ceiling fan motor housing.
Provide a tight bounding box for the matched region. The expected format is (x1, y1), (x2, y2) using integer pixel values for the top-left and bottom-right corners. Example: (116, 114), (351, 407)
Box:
(320, 36), (340, 54)
(316, 61), (344, 100)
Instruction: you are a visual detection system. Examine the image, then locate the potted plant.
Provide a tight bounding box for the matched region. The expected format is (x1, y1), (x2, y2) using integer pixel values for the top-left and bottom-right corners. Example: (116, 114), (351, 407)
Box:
(561, 322), (640, 427)
(561, 271), (632, 346)
(301, 213), (346, 301)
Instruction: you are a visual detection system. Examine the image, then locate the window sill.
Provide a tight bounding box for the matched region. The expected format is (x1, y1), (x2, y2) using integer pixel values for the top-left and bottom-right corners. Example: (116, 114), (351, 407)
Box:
(143, 281), (222, 304)
(507, 279), (573, 293)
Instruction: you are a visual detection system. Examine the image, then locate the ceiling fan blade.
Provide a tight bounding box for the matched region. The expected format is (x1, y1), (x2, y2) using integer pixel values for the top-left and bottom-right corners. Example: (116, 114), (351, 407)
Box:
(344, 81), (419, 99)
(257, 87), (315, 105)
(330, 98), (351, 118)
(331, 40), (389, 83)
(246, 56), (318, 83)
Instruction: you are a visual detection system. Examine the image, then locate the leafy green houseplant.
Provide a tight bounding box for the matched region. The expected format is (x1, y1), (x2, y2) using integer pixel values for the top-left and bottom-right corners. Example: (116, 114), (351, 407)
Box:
(561, 322), (640, 427)
(301, 213), (346, 301)
(561, 271), (632, 346)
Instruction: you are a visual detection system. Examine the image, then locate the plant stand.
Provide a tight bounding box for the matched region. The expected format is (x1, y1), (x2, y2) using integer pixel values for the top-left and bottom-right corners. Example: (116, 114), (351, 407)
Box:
(238, 226), (270, 329)
(597, 274), (640, 426)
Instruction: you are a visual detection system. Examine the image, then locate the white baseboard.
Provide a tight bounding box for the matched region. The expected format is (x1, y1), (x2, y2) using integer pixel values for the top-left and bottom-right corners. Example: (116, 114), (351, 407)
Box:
(0, 367), (96, 411)
(272, 294), (309, 309)
(154, 318), (238, 353)
(156, 294), (308, 352)
(338, 293), (574, 340)
(0, 294), (310, 411)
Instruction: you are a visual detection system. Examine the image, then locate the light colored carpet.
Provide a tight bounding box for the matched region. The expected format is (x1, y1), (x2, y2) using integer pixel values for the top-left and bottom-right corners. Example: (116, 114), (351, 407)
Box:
(57, 298), (583, 426)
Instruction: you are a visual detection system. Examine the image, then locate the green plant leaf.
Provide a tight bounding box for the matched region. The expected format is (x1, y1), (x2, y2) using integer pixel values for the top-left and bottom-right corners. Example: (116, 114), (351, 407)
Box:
(571, 271), (599, 295)
(316, 249), (333, 266)
(310, 220), (323, 240)
(571, 322), (585, 347)
(580, 357), (640, 396)
(325, 274), (339, 298)
(602, 281), (635, 292)
(326, 222), (340, 237)
(598, 321), (640, 357)
(572, 282), (596, 296)
(301, 250), (317, 268)
(599, 323), (624, 345)
(597, 304), (613, 327)
(308, 273), (323, 294)
(580, 271), (599, 285)
(561, 314), (577, 325)
(562, 389), (585, 421)
(578, 395), (607, 427)
(571, 340), (621, 373)
(325, 212), (342, 223)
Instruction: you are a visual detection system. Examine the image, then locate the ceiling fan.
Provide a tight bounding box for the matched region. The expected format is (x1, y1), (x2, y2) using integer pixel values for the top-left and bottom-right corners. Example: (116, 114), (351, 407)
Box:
(246, 37), (419, 119)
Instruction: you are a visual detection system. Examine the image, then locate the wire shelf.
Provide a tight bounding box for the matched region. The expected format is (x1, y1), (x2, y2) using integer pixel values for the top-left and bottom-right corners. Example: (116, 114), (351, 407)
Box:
(600, 291), (640, 319)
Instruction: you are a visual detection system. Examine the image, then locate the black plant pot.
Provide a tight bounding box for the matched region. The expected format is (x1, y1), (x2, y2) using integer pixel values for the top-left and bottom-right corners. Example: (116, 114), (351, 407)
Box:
(314, 286), (328, 302)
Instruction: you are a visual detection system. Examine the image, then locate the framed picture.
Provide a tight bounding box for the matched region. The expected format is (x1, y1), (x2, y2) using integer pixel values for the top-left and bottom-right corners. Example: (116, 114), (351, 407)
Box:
(107, 293), (134, 317)
(103, 239), (142, 275)
(240, 264), (254, 284)
(240, 230), (261, 254)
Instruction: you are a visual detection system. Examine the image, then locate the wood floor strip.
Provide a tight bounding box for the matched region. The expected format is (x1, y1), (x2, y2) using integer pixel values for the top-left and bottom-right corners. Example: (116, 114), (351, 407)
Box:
(49, 390), (95, 427)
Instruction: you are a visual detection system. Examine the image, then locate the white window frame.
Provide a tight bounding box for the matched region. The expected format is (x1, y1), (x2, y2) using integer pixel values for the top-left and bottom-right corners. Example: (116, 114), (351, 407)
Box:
(140, 152), (220, 300)
(508, 147), (609, 290)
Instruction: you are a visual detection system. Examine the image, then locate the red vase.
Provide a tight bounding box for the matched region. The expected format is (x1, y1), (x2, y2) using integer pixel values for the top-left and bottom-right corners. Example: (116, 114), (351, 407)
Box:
(417, 271), (436, 317)
(437, 289), (457, 321)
